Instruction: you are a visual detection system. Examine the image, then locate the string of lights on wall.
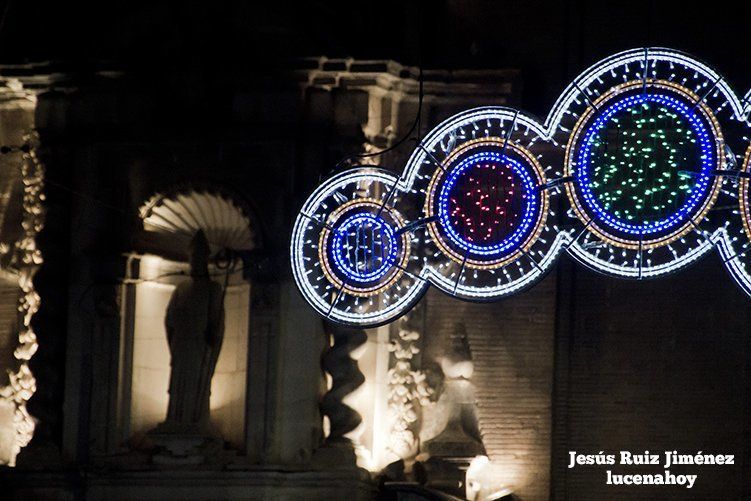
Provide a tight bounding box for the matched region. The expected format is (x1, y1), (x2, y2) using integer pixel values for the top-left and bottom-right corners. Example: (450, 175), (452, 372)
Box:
(291, 47), (751, 327)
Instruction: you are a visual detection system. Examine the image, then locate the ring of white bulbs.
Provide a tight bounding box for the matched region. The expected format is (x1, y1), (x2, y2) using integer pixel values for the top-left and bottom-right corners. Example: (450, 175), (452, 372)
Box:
(291, 47), (751, 326)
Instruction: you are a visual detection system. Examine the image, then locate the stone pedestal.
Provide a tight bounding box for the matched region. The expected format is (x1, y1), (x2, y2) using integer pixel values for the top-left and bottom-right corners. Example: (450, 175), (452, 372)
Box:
(144, 422), (232, 466)
(311, 438), (359, 469)
(148, 434), (222, 465)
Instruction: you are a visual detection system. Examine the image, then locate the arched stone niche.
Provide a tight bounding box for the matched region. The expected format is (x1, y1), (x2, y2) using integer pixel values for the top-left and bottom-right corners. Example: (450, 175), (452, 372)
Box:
(120, 187), (256, 450)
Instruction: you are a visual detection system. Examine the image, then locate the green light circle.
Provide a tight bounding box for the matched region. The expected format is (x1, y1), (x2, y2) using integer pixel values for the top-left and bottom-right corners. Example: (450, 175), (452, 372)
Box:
(587, 101), (702, 225)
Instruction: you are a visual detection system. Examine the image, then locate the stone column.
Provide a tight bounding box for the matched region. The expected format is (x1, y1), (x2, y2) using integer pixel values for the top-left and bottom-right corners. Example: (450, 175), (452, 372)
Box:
(313, 321), (367, 467)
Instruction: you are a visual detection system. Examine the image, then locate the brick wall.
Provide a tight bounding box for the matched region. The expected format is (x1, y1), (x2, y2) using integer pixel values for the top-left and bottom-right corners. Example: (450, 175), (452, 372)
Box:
(422, 251), (751, 500)
(551, 255), (751, 500)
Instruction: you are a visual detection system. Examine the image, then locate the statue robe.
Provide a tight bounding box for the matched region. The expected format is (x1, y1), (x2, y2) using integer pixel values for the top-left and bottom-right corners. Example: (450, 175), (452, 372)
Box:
(164, 276), (225, 428)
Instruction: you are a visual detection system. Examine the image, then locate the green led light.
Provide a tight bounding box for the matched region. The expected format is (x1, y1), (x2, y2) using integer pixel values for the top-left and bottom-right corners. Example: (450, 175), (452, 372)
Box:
(587, 102), (700, 223)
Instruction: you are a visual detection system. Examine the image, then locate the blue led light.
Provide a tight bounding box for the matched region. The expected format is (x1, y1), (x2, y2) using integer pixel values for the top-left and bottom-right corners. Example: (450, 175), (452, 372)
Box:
(330, 212), (399, 284)
(576, 93), (715, 236)
(437, 151), (539, 256)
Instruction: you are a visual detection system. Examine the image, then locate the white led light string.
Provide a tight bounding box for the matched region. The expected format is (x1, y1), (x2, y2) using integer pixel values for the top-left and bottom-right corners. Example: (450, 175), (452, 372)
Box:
(291, 48), (751, 327)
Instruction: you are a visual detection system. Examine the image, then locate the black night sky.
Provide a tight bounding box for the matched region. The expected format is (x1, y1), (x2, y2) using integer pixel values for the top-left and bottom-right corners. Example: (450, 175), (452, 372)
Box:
(1, 1), (750, 117)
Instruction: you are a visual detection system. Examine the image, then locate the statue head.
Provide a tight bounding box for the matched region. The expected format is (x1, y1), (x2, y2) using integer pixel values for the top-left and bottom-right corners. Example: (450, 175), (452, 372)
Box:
(440, 322), (474, 379)
(189, 229), (210, 276)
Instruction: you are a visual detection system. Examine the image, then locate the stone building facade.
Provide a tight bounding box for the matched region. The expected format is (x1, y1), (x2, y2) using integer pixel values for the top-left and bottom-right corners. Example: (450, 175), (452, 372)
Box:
(0, 48), (749, 501)
(0, 60), (528, 500)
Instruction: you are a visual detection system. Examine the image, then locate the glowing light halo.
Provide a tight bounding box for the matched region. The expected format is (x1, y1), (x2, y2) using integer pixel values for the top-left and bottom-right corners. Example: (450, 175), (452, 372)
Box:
(543, 48), (745, 137)
(291, 47), (751, 327)
(566, 233), (714, 278)
(576, 95), (712, 235)
(724, 144), (751, 297)
(425, 138), (549, 269)
(330, 214), (397, 283)
(717, 226), (751, 298)
(398, 107), (549, 190)
(419, 230), (571, 299)
(438, 153), (535, 254)
(565, 80), (724, 249)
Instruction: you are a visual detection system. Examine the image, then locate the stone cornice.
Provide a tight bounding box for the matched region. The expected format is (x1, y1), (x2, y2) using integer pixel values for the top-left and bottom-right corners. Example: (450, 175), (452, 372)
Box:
(295, 56), (519, 100)
(0, 57), (519, 106)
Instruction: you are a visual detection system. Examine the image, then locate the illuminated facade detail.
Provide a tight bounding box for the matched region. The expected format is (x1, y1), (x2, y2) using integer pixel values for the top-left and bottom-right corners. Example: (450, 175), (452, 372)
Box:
(126, 188), (255, 448)
(565, 80), (723, 249)
(386, 311), (432, 459)
(426, 139), (548, 269)
(291, 47), (751, 327)
(0, 134), (44, 466)
(140, 187), (257, 252)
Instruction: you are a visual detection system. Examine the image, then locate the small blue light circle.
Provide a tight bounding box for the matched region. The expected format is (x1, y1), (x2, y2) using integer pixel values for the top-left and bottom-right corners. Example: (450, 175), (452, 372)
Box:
(575, 92), (715, 236)
(438, 151), (539, 257)
(330, 212), (399, 284)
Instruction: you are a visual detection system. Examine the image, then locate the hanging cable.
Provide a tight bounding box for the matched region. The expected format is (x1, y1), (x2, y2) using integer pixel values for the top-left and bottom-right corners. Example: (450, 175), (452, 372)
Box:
(334, 65), (424, 170)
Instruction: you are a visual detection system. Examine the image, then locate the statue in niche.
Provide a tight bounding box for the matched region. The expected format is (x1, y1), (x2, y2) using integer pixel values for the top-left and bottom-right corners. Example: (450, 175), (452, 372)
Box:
(161, 229), (225, 433)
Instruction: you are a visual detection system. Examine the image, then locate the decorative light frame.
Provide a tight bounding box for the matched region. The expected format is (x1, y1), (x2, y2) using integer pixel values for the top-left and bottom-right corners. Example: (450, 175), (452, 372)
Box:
(318, 198), (410, 297)
(425, 138), (548, 269)
(291, 47), (751, 327)
(565, 80), (724, 249)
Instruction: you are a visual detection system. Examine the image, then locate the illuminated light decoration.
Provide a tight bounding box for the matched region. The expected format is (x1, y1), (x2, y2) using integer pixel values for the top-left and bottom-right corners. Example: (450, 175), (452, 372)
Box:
(738, 145), (751, 246)
(318, 198), (410, 297)
(442, 155), (529, 250)
(331, 214), (397, 283)
(565, 80), (723, 249)
(725, 144), (751, 297)
(554, 49), (742, 280)
(291, 168), (427, 327)
(426, 138), (548, 269)
(407, 108), (561, 300)
(291, 48), (751, 327)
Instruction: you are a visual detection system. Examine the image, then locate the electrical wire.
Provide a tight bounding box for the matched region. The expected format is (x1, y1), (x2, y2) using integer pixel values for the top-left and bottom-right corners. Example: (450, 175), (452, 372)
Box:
(334, 66), (425, 170)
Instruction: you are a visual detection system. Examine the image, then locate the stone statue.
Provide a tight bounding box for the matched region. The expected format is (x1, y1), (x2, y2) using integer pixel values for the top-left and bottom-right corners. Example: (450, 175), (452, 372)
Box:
(416, 322), (484, 496)
(163, 229), (225, 432)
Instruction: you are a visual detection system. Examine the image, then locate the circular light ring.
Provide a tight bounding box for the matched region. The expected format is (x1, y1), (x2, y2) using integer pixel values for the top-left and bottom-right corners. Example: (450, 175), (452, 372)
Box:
(577, 94), (711, 233)
(318, 198), (410, 297)
(565, 80), (724, 249)
(290, 168), (428, 327)
(440, 155), (535, 254)
(330, 213), (398, 283)
(426, 138), (548, 269)
(739, 144), (751, 244)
